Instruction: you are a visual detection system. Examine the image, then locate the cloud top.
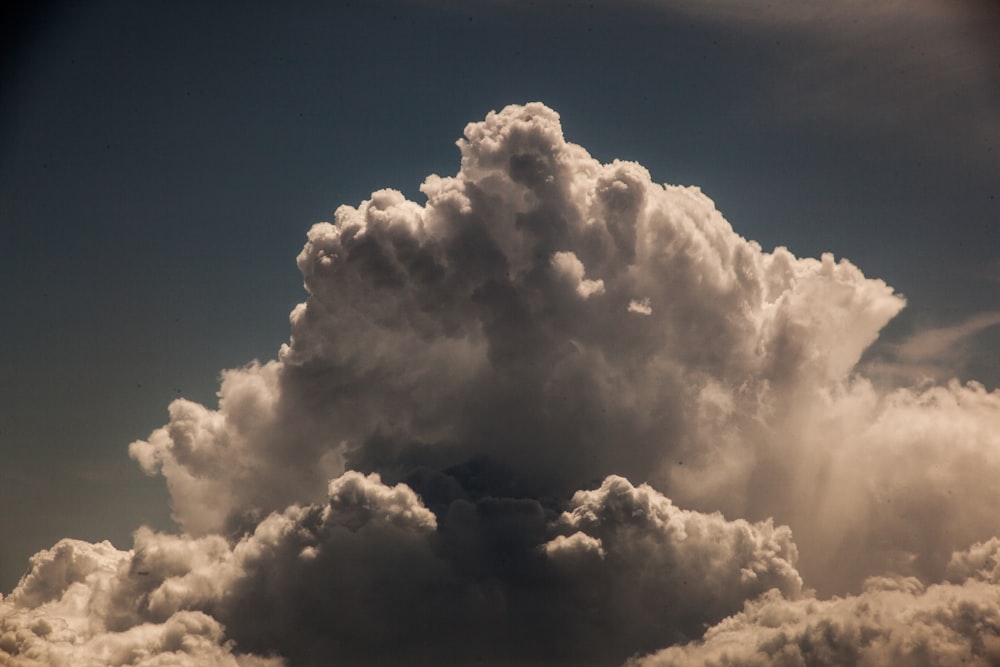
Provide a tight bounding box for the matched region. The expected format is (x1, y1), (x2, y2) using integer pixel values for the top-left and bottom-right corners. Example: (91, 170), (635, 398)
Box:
(129, 102), (907, 543)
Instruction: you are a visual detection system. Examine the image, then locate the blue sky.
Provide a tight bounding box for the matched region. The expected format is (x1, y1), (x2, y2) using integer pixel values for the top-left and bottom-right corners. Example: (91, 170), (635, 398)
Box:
(0, 0), (998, 657)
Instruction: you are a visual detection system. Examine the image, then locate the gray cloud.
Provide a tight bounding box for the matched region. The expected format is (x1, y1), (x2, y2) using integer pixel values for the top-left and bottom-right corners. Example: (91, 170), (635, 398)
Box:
(128, 103), (1000, 596)
(0, 471), (805, 667)
(5, 102), (1000, 665)
(543, 475), (802, 654)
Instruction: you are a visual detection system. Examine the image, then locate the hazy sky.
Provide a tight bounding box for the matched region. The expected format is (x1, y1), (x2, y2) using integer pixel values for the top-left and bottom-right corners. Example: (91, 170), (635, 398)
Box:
(1, 1), (998, 665)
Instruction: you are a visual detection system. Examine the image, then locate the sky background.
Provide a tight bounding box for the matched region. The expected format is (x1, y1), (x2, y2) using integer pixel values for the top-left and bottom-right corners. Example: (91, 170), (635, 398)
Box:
(1, 0), (998, 597)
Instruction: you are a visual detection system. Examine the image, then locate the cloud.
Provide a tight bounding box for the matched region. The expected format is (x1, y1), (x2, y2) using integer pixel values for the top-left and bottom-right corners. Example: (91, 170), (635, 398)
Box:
(629, 540), (1000, 667)
(228, 473), (807, 666)
(627, 0), (1000, 153)
(862, 311), (1000, 384)
(129, 102), (910, 547)
(0, 538), (282, 667)
(627, 297), (652, 315)
(0, 472), (440, 667)
(414, 0), (1000, 150)
(551, 251), (605, 299)
(891, 312), (1000, 364)
(638, 0), (961, 29)
(1, 471), (805, 667)
(5, 102), (1000, 665)
(542, 475), (802, 655)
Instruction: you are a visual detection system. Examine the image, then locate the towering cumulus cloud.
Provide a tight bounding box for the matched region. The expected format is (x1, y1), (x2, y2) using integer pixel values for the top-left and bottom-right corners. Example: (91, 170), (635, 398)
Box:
(4, 103), (1000, 666)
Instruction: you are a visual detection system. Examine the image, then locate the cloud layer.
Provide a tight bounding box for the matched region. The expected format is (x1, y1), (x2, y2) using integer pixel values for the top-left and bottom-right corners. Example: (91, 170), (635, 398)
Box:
(5, 102), (1000, 666)
(631, 538), (1000, 667)
(0, 472), (803, 666)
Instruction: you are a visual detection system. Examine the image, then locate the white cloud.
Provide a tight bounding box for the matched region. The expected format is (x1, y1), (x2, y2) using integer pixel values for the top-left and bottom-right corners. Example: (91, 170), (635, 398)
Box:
(629, 540), (1000, 667)
(0, 472), (440, 667)
(627, 298), (652, 315)
(130, 103), (910, 546)
(6, 102), (1000, 664)
(0, 538), (282, 667)
(125, 103), (1000, 600)
(2, 471), (805, 666)
(551, 251), (606, 299)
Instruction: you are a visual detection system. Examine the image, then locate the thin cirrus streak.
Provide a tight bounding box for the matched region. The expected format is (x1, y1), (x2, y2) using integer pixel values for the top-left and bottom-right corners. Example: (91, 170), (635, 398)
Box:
(639, 0), (1000, 151)
(2, 103), (999, 667)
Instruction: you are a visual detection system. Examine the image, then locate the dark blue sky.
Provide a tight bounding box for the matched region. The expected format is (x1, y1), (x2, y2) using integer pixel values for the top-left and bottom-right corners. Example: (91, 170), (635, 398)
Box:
(1, 0), (997, 591)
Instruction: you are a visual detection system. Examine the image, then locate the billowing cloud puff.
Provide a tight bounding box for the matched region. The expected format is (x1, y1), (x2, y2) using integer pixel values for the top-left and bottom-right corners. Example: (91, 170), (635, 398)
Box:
(0, 538), (281, 667)
(127, 103), (898, 522)
(946, 537), (1000, 585)
(542, 475), (802, 656)
(127, 102), (1000, 595)
(0, 472), (439, 667)
(629, 540), (1000, 667)
(1, 472), (805, 667)
(7, 102), (1000, 665)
